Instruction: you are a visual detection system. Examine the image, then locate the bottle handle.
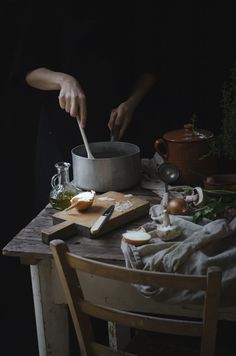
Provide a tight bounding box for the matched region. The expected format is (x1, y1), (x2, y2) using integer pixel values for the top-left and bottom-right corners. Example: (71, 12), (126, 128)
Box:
(51, 173), (60, 188)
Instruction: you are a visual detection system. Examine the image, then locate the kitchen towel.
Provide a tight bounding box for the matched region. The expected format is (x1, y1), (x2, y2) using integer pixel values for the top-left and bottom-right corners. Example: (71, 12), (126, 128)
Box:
(121, 214), (236, 306)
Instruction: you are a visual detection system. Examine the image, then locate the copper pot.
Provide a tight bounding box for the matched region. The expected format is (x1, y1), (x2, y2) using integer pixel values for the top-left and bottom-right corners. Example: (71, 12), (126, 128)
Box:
(154, 124), (217, 185)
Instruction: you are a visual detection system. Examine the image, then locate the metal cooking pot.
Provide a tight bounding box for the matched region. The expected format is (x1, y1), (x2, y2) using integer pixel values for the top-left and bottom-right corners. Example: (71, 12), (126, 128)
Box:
(71, 141), (141, 192)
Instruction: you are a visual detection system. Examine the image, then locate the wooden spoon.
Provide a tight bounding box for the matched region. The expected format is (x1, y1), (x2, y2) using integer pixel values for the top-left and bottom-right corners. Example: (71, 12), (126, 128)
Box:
(76, 116), (94, 159)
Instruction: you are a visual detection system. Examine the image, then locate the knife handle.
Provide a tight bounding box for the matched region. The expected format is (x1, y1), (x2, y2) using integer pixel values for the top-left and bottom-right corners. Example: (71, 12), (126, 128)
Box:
(90, 215), (108, 235)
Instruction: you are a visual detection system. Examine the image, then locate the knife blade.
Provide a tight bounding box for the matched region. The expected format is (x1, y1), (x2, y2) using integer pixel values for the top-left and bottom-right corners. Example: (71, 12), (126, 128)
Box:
(90, 204), (115, 235)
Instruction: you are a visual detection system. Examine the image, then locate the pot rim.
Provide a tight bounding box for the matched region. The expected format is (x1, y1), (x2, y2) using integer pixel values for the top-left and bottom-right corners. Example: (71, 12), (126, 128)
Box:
(163, 123), (214, 143)
(71, 141), (140, 160)
(163, 129), (214, 143)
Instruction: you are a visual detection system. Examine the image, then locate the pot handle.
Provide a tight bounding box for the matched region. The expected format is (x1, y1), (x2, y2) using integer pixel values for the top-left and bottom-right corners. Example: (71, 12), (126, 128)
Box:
(154, 138), (168, 160)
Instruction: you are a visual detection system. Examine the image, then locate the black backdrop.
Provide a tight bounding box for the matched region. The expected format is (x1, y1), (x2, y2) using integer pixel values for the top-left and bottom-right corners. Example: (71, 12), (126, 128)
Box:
(1, 1), (39, 356)
(1, 1), (236, 355)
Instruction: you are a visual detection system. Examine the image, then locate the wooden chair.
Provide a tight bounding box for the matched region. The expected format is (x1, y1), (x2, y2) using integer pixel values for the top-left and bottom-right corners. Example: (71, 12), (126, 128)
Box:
(50, 239), (222, 356)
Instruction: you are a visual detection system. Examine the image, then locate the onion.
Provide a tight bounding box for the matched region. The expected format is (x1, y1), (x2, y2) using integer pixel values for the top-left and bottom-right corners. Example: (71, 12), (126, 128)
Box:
(166, 198), (188, 215)
(68, 190), (96, 211)
(123, 230), (151, 246)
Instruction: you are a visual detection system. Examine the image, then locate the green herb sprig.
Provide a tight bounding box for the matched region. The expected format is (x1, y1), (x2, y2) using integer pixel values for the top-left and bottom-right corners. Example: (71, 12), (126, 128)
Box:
(191, 190), (236, 223)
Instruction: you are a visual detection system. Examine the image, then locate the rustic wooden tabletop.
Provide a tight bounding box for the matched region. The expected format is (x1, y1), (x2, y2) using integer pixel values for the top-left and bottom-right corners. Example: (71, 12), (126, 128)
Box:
(2, 189), (160, 264)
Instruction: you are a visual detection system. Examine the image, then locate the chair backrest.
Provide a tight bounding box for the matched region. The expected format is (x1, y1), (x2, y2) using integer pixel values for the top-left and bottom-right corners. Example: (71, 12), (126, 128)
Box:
(50, 239), (222, 356)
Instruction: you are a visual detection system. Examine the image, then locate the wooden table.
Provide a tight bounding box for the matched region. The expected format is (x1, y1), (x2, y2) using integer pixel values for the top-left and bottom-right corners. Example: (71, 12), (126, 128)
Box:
(2, 190), (236, 356)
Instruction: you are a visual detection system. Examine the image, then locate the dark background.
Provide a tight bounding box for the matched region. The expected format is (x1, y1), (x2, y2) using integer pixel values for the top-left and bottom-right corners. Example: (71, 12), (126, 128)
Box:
(1, 1), (236, 355)
(1, 1), (39, 355)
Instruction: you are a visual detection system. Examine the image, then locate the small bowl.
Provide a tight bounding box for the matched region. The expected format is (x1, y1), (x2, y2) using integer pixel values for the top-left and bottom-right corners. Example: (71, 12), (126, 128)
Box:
(203, 174), (236, 191)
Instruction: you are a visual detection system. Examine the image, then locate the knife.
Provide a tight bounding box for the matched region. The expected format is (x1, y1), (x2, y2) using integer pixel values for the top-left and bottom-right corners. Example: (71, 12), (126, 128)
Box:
(90, 205), (115, 235)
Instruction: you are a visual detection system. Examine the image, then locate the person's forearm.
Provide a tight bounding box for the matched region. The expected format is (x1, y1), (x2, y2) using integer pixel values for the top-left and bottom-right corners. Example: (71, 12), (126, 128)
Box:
(127, 73), (157, 108)
(25, 67), (73, 91)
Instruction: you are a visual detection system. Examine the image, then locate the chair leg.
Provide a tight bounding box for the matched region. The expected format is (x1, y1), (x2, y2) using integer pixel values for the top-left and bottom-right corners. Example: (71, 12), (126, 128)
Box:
(108, 321), (132, 351)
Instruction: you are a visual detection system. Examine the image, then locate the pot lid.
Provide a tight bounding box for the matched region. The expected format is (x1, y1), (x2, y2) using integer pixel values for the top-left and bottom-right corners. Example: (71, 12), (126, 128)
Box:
(163, 124), (214, 142)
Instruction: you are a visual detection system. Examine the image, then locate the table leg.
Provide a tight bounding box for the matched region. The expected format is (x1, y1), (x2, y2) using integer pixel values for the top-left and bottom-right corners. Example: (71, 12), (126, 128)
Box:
(30, 259), (69, 356)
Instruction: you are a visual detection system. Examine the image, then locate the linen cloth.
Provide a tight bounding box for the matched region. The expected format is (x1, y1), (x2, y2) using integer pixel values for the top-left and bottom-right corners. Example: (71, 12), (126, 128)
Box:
(120, 154), (236, 306)
(121, 216), (236, 306)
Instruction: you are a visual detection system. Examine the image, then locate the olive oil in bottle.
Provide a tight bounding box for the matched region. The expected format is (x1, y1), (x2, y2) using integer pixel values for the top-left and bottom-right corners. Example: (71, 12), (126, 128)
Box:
(49, 162), (79, 210)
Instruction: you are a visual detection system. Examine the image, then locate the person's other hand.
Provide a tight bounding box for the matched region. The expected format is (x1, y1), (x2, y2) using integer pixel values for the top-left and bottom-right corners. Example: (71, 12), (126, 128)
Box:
(108, 100), (135, 140)
(58, 75), (87, 128)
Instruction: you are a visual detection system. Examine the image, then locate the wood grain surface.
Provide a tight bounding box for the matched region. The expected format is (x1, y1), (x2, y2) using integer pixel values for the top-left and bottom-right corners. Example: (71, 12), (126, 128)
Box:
(2, 191), (160, 263)
(53, 191), (150, 237)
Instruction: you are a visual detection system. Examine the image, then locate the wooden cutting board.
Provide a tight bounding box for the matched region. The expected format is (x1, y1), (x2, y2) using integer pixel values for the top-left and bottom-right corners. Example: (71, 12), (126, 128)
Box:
(52, 191), (150, 238)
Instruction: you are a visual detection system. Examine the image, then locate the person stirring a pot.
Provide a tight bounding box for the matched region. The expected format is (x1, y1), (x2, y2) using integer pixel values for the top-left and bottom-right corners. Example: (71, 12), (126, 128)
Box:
(11, 0), (158, 215)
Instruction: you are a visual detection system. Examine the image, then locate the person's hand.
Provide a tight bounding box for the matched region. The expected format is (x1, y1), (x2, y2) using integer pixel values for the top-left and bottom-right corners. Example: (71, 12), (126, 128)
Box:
(108, 74), (157, 139)
(58, 75), (87, 128)
(108, 100), (136, 140)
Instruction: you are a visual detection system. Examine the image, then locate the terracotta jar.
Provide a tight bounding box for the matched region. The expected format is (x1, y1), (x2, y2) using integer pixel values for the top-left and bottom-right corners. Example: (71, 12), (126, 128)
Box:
(154, 124), (217, 186)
